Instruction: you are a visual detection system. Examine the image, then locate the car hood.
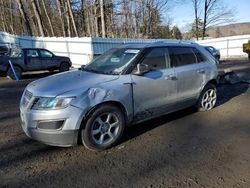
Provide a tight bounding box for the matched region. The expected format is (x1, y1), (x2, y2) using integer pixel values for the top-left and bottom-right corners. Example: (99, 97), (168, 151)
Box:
(56, 55), (70, 59)
(26, 70), (119, 97)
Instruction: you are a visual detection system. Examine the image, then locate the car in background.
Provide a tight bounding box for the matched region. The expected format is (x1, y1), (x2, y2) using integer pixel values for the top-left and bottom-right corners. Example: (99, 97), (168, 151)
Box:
(204, 46), (220, 62)
(20, 41), (218, 151)
(243, 39), (250, 60)
(0, 48), (72, 80)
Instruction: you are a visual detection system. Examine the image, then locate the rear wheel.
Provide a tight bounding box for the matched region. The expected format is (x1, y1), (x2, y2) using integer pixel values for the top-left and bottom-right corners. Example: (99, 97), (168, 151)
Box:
(7, 66), (22, 80)
(197, 83), (217, 111)
(59, 62), (70, 72)
(80, 104), (125, 151)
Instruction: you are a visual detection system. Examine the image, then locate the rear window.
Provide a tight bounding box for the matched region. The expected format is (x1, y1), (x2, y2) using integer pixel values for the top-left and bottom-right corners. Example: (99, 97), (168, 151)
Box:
(169, 47), (197, 67)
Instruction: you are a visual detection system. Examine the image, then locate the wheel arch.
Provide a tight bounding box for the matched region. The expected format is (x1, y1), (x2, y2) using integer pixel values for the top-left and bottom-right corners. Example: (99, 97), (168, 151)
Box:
(7, 63), (24, 72)
(207, 79), (218, 87)
(79, 100), (129, 128)
(77, 100), (129, 144)
(60, 61), (70, 67)
(198, 79), (218, 100)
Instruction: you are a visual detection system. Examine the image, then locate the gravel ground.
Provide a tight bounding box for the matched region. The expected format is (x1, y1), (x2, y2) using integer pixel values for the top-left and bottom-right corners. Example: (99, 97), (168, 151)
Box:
(0, 62), (250, 188)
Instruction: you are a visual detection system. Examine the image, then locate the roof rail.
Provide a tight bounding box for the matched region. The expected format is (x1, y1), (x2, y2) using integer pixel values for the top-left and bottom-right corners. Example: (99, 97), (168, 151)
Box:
(153, 40), (196, 45)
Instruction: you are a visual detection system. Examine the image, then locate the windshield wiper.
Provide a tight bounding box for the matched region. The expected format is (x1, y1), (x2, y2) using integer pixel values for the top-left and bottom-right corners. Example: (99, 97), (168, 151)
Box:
(82, 67), (104, 74)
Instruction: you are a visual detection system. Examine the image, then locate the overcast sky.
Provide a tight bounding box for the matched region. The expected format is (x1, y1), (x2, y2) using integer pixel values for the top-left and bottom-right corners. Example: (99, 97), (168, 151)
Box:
(170, 0), (250, 32)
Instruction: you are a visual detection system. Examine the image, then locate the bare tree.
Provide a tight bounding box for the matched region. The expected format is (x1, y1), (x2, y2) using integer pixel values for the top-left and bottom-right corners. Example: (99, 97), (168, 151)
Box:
(2, 0), (175, 38)
(100, 0), (106, 37)
(31, 0), (45, 36)
(202, 0), (235, 39)
(192, 0), (201, 40)
(16, 0), (32, 35)
(41, 0), (55, 36)
(56, 0), (66, 37)
(66, 0), (79, 37)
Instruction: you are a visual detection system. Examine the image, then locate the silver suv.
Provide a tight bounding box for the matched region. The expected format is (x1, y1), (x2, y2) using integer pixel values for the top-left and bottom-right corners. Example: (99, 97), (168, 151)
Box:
(20, 41), (218, 151)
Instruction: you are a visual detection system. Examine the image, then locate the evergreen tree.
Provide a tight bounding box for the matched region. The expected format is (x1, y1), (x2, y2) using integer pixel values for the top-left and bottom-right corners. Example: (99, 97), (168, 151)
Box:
(171, 26), (182, 39)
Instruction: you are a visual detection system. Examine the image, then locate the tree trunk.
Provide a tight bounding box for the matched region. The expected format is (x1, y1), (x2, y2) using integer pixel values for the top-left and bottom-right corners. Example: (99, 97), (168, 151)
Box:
(7, 1), (15, 34)
(64, 1), (71, 37)
(100, 0), (106, 38)
(194, 0), (199, 40)
(31, 0), (45, 36)
(16, 0), (32, 35)
(94, 1), (99, 37)
(202, 0), (208, 40)
(41, 0), (55, 36)
(66, 0), (79, 37)
(56, 0), (66, 37)
(83, 0), (91, 36)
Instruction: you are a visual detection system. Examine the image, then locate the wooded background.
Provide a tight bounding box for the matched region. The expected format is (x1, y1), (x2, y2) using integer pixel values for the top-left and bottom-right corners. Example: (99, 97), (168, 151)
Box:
(0, 0), (236, 40)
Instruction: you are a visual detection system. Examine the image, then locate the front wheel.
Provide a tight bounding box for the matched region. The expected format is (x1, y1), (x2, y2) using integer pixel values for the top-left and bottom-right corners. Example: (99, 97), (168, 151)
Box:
(80, 104), (125, 151)
(7, 66), (22, 80)
(197, 83), (217, 111)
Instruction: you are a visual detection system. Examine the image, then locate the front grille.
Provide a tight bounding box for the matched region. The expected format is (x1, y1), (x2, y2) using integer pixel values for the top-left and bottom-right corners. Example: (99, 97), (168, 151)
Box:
(22, 90), (33, 108)
(24, 90), (33, 100)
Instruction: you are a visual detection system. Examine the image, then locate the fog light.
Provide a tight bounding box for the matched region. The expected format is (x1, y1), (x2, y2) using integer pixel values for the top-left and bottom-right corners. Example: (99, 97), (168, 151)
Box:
(37, 120), (64, 130)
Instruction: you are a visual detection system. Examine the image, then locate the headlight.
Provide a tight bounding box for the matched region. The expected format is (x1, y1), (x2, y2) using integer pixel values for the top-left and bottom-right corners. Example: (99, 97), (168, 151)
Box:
(32, 97), (73, 110)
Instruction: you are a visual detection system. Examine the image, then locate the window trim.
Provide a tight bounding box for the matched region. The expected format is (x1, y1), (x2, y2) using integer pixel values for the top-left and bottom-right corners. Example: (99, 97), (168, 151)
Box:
(26, 49), (39, 58)
(138, 47), (172, 70)
(39, 49), (54, 58)
(168, 46), (199, 68)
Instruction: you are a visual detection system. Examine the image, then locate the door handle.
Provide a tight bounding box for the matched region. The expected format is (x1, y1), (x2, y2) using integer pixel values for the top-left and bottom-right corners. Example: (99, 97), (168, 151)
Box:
(197, 69), (205, 74)
(165, 74), (177, 80)
(123, 82), (136, 85)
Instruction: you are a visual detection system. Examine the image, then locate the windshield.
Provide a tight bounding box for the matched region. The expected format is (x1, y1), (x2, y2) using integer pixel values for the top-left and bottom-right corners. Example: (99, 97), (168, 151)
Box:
(10, 48), (23, 57)
(84, 48), (141, 75)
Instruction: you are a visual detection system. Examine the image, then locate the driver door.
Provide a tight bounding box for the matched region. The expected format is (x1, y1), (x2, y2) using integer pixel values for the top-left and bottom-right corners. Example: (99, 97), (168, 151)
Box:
(39, 49), (57, 69)
(131, 47), (177, 122)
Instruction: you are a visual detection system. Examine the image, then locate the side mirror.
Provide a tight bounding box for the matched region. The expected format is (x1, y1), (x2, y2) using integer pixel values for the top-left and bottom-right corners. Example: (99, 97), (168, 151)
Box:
(80, 64), (86, 70)
(133, 63), (150, 76)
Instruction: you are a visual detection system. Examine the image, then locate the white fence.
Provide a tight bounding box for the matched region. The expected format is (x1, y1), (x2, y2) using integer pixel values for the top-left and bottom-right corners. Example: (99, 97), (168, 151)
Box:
(197, 35), (250, 59)
(1, 32), (249, 67)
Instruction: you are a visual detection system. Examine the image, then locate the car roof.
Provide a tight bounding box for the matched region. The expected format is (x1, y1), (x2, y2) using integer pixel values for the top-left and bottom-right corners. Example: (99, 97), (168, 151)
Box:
(22, 48), (48, 50)
(118, 40), (200, 49)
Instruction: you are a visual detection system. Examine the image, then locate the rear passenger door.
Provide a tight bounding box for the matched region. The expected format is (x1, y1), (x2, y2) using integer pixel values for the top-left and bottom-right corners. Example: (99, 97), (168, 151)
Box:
(169, 46), (207, 105)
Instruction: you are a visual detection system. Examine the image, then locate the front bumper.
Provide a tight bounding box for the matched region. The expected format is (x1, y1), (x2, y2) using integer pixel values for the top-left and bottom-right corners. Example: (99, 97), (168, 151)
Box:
(0, 63), (8, 75)
(20, 104), (84, 147)
(23, 127), (78, 147)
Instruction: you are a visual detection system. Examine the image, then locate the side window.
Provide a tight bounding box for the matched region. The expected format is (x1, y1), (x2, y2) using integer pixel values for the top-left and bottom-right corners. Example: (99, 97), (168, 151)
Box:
(193, 47), (207, 63)
(169, 47), (197, 67)
(26, 50), (39, 58)
(40, 50), (53, 58)
(141, 48), (170, 70)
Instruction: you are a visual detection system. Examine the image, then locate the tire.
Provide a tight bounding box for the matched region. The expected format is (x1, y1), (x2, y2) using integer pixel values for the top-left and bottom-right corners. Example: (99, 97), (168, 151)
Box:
(197, 83), (217, 112)
(80, 104), (125, 151)
(59, 62), (70, 72)
(7, 66), (22, 80)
